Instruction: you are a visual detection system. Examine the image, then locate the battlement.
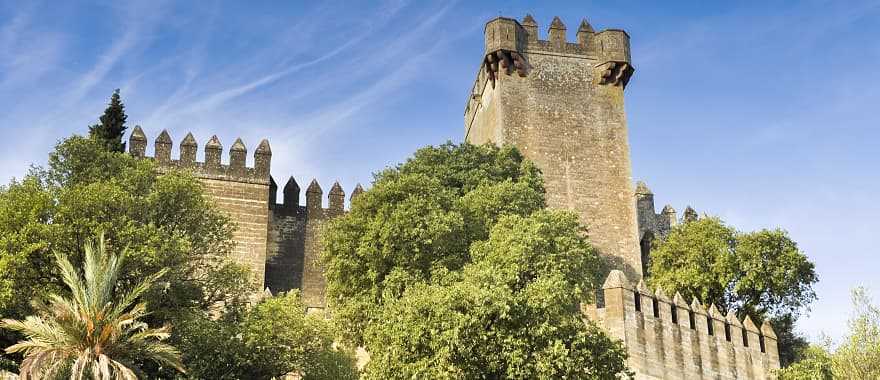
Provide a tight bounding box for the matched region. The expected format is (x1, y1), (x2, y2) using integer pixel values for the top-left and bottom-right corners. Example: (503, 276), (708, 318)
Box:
(268, 176), (364, 218)
(596, 270), (780, 379)
(473, 15), (633, 95)
(128, 126), (271, 185)
(483, 15), (630, 61)
(265, 176), (364, 308)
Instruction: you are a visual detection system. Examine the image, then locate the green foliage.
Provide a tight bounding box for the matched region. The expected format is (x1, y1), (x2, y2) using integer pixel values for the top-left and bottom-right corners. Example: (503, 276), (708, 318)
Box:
(647, 217), (818, 366)
(777, 288), (880, 379)
(647, 218), (737, 309)
(0, 136), (244, 317)
(323, 142), (629, 378)
(832, 287), (880, 378)
(322, 142), (545, 344)
(88, 89), (129, 152)
(173, 292), (358, 380)
(776, 344), (833, 380)
(0, 136), (249, 372)
(0, 235), (184, 378)
(364, 211), (628, 379)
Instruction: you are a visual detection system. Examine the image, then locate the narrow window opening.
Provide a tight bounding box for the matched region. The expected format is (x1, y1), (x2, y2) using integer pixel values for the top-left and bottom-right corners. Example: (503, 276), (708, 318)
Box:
(688, 311), (695, 329)
(742, 329), (749, 347)
(634, 291), (641, 312)
(640, 232), (654, 276)
(652, 298), (660, 318)
(707, 317), (714, 336)
(759, 335), (766, 353)
(671, 307), (678, 324)
(724, 323), (731, 341)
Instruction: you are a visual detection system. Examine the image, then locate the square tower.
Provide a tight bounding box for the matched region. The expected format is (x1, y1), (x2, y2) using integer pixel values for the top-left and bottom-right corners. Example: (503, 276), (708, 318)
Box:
(464, 15), (640, 278)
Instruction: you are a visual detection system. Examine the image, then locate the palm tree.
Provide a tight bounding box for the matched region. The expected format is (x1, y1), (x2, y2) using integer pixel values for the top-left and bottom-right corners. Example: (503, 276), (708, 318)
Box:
(0, 235), (185, 379)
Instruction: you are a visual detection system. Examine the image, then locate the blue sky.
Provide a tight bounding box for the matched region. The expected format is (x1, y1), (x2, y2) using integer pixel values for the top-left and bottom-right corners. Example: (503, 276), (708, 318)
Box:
(1, 1), (878, 342)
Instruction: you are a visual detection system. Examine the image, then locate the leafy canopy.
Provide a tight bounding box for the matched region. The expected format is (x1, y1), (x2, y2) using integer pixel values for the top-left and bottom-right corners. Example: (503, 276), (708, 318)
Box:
(174, 291), (359, 380)
(88, 89), (129, 153)
(776, 287), (880, 380)
(363, 211), (627, 379)
(0, 136), (247, 321)
(648, 216), (818, 366)
(322, 142), (629, 378)
(0, 235), (184, 379)
(322, 143), (545, 343)
(0, 135), (249, 372)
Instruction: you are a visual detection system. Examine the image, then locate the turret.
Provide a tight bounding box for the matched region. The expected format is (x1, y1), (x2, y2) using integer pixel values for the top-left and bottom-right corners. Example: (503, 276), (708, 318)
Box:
(577, 19), (594, 46)
(594, 28), (633, 87)
(268, 177), (278, 205)
(155, 130), (172, 164)
(661, 205), (677, 228)
(522, 14), (538, 42)
(635, 181), (655, 212)
(128, 126), (147, 157)
(254, 139), (271, 177)
(229, 138), (247, 171)
(205, 136), (222, 168)
(350, 183), (364, 201)
(180, 132), (197, 166)
(328, 181), (345, 214)
(306, 179), (323, 217)
(283, 177), (300, 207)
(683, 206), (698, 223)
(548, 16), (566, 46)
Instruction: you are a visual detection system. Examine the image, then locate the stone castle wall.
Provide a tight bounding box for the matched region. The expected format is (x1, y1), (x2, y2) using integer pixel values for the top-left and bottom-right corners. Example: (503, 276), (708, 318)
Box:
(128, 127), (271, 285)
(596, 270), (780, 379)
(464, 16), (642, 279)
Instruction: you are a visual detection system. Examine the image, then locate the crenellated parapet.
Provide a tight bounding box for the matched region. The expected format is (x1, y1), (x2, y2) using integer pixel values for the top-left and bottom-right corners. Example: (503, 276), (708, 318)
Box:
(474, 14), (633, 92)
(127, 126), (271, 185)
(265, 176), (365, 308)
(635, 181), (704, 275)
(596, 270), (780, 379)
(269, 177), (363, 218)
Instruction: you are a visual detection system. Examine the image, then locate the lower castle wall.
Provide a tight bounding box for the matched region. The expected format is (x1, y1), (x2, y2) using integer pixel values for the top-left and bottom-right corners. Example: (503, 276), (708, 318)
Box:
(200, 178), (270, 285)
(596, 270), (780, 380)
(265, 205), (307, 294)
(301, 214), (329, 309)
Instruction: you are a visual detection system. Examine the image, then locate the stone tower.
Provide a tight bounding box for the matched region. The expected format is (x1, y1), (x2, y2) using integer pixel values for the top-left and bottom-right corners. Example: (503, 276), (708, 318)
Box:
(464, 15), (641, 278)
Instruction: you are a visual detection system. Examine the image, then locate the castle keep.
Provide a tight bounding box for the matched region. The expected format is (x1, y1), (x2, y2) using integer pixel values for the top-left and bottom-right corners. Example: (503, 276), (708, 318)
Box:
(465, 16), (641, 279)
(127, 13), (780, 380)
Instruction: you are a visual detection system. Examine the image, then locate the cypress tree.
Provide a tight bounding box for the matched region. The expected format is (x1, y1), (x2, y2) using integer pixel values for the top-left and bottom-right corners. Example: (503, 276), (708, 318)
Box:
(88, 89), (128, 152)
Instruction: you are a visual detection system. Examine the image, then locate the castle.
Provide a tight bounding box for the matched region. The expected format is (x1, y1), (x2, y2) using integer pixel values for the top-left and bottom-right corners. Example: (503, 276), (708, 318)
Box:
(126, 14), (780, 380)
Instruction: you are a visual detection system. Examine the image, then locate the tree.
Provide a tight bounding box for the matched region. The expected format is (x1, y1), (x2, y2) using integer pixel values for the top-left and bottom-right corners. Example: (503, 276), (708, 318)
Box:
(173, 291), (359, 380)
(0, 235), (185, 379)
(89, 89), (129, 152)
(777, 288), (880, 379)
(832, 287), (880, 378)
(0, 136), (250, 371)
(363, 211), (628, 379)
(648, 217), (818, 366)
(322, 142), (629, 378)
(322, 142), (545, 344)
(775, 344), (833, 380)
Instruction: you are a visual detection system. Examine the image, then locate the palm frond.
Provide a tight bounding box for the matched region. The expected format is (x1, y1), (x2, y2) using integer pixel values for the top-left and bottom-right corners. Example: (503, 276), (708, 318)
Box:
(2, 233), (186, 379)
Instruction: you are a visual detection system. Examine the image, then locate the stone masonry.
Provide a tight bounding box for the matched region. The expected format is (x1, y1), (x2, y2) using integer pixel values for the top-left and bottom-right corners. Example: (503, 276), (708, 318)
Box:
(125, 12), (781, 379)
(464, 16), (641, 279)
(464, 15), (780, 379)
(129, 128), (271, 285)
(128, 127), (352, 305)
(597, 270), (779, 379)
